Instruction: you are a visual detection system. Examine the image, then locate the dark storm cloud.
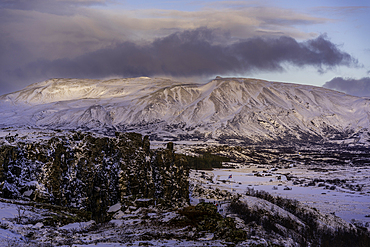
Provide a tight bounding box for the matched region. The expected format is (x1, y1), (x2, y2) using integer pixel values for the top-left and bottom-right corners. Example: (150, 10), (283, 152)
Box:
(5, 28), (356, 87)
(323, 77), (370, 97)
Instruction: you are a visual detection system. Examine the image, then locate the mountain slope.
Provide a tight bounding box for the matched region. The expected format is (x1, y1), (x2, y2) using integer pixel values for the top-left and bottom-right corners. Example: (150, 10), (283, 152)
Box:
(1, 77), (369, 145)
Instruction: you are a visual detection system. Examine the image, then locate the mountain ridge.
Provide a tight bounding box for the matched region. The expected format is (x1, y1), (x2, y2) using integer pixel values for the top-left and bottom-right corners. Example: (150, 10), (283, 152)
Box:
(1, 77), (369, 145)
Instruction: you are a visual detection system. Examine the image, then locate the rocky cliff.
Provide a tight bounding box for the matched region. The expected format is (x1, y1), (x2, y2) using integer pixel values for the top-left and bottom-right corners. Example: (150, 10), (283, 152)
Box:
(0, 131), (189, 221)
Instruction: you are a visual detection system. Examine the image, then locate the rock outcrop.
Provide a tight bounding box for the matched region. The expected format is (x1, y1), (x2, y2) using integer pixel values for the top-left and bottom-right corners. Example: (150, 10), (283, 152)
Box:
(0, 132), (189, 221)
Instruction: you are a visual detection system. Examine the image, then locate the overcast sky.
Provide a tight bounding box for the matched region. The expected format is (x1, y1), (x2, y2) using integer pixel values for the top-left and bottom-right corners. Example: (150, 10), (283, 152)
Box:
(0, 0), (369, 96)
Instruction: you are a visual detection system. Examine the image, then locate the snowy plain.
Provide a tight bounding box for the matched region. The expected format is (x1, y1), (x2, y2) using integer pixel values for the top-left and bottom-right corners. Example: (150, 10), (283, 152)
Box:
(191, 165), (370, 225)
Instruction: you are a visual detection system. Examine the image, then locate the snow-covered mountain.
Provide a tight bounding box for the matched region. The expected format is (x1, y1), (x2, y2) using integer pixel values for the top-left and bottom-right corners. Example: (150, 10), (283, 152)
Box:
(1, 76), (369, 145)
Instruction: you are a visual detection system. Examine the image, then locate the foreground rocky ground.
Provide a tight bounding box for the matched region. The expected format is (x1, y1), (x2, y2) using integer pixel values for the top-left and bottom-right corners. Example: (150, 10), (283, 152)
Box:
(0, 167), (369, 246)
(0, 130), (369, 246)
(0, 198), (244, 246)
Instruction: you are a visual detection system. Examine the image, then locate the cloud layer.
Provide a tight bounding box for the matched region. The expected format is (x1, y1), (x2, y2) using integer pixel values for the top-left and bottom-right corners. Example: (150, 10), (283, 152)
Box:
(323, 77), (370, 97)
(5, 28), (357, 88)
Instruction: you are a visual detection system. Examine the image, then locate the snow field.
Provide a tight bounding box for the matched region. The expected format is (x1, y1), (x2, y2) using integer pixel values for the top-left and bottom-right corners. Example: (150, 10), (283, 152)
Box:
(190, 163), (370, 225)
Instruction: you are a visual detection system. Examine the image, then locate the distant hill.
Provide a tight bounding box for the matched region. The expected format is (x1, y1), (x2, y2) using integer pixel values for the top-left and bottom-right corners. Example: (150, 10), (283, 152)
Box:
(1, 77), (369, 145)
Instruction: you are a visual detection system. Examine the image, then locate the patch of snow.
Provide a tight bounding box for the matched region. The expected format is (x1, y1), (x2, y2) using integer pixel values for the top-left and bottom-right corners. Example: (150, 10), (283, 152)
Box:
(162, 211), (178, 223)
(59, 220), (95, 231)
(107, 203), (121, 213)
(109, 219), (124, 227)
(113, 210), (125, 219)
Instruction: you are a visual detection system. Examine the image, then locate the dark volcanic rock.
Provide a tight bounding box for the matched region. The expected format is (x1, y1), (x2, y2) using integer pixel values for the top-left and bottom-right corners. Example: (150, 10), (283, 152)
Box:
(0, 131), (189, 221)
